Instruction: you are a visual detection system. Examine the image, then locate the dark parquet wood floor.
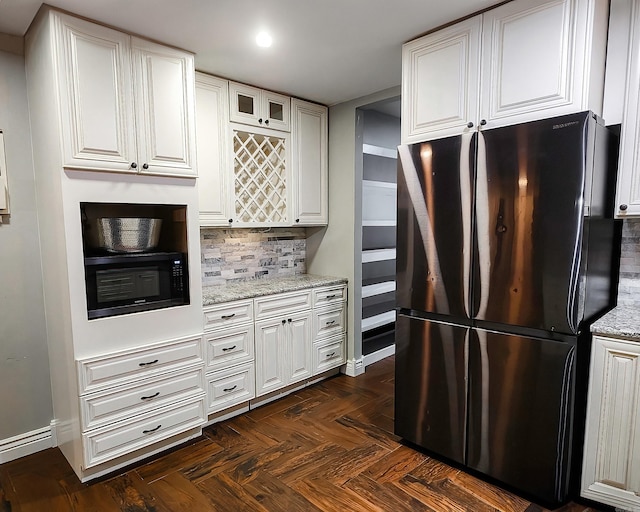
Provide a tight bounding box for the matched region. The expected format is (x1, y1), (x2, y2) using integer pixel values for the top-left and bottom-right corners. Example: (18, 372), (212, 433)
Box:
(0, 356), (605, 511)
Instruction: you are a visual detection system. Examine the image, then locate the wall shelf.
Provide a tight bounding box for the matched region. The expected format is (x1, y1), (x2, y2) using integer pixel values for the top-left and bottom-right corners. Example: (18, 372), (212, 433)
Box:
(363, 143), (397, 159)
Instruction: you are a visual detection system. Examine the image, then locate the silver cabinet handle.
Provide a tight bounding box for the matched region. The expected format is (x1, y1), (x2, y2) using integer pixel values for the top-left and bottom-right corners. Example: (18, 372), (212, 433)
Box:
(140, 391), (160, 401)
(139, 359), (158, 367)
(142, 424), (161, 434)
(223, 385), (237, 392)
(222, 345), (237, 352)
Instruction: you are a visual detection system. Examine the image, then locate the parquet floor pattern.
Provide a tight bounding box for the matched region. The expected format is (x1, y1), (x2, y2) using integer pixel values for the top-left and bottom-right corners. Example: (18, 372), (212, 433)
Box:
(0, 356), (605, 511)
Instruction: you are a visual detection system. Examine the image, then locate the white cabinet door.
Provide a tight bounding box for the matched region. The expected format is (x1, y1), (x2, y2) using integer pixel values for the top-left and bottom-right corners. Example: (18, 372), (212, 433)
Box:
(401, 0), (607, 142)
(287, 311), (312, 384)
(132, 37), (196, 177)
(401, 16), (482, 142)
(480, 0), (607, 129)
(291, 99), (328, 225)
(581, 335), (640, 510)
(229, 82), (290, 132)
(195, 73), (232, 225)
(255, 319), (286, 396)
(55, 13), (137, 171)
(616, 1), (640, 217)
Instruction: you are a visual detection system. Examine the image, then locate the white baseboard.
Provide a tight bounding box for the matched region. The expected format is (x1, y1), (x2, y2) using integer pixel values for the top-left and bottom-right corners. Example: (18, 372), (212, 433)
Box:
(0, 421), (56, 464)
(363, 344), (395, 367)
(343, 357), (364, 377)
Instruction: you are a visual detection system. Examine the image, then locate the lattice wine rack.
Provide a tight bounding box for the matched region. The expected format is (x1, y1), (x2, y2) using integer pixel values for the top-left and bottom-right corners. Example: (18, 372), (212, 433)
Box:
(233, 129), (289, 224)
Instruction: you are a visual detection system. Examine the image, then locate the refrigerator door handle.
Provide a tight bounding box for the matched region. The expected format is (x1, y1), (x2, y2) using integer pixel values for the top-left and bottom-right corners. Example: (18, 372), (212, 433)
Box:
(474, 131), (491, 318)
(460, 132), (474, 318)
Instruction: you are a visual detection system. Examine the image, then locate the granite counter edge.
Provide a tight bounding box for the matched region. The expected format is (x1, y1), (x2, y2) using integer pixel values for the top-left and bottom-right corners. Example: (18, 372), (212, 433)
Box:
(202, 276), (348, 306)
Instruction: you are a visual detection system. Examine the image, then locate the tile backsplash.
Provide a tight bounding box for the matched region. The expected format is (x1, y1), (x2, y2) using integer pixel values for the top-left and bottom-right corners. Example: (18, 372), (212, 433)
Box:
(618, 219), (640, 306)
(200, 228), (306, 287)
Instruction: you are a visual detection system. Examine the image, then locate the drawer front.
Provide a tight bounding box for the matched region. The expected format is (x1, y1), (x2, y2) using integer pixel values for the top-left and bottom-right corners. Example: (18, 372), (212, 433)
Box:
(80, 366), (205, 431)
(203, 300), (254, 330)
(206, 362), (255, 414)
(78, 336), (204, 394)
(313, 284), (347, 308)
(313, 304), (346, 340)
(82, 395), (206, 468)
(204, 325), (254, 371)
(313, 335), (346, 375)
(254, 290), (312, 320)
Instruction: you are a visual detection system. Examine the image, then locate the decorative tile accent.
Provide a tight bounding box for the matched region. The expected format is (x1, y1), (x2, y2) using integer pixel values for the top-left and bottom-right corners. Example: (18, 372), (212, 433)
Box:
(618, 219), (640, 306)
(200, 228), (306, 287)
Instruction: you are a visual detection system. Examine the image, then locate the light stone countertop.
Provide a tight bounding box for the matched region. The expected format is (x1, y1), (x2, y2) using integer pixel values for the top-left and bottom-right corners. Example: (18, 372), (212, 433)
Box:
(591, 305), (640, 340)
(202, 274), (348, 306)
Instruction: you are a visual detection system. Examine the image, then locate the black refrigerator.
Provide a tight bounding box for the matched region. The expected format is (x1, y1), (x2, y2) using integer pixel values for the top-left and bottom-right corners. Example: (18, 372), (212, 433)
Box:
(395, 111), (619, 506)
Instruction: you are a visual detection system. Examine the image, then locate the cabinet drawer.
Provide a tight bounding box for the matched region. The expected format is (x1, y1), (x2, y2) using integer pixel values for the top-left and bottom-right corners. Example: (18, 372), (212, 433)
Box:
(77, 336), (204, 394)
(82, 395), (206, 468)
(254, 290), (312, 319)
(313, 284), (347, 308)
(204, 324), (254, 371)
(80, 366), (205, 431)
(313, 304), (346, 340)
(203, 299), (254, 330)
(206, 362), (255, 414)
(313, 335), (346, 375)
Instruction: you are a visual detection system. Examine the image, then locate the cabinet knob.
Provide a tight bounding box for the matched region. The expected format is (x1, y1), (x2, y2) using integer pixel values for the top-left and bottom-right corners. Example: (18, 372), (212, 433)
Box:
(142, 163), (149, 170)
(264, 119), (269, 125)
(288, 318), (292, 323)
(620, 204), (628, 211)
(467, 122), (474, 128)
(258, 118), (263, 124)
(480, 119), (487, 126)
(295, 218), (300, 223)
(228, 218), (233, 223)
(130, 162), (138, 169)
(282, 319), (286, 324)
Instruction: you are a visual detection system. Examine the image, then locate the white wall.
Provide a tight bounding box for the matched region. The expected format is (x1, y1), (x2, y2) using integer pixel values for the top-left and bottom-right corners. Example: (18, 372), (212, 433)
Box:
(0, 42), (52, 439)
(306, 85), (401, 373)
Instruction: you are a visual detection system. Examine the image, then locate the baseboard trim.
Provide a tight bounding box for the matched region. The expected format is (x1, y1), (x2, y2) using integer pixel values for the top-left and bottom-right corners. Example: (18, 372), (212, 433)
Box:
(0, 421), (55, 464)
(363, 344), (395, 367)
(343, 357), (364, 377)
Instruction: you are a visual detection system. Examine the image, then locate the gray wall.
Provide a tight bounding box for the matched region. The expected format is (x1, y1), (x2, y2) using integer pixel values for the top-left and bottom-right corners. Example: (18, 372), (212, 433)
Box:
(0, 43), (52, 439)
(306, 86), (401, 368)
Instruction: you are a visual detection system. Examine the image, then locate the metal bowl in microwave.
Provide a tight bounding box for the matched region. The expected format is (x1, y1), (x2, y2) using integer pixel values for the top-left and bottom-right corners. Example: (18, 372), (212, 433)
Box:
(87, 217), (163, 253)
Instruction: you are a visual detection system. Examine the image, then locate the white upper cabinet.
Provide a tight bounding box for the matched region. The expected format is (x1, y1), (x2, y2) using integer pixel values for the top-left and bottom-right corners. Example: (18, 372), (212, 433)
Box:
(402, 0), (608, 142)
(613, 0), (640, 217)
(131, 38), (196, 176)
(229, 82), (291, 132)
(195, 73), (232, 226)
(54, 11), (196, 177)
(401, 16), (482, 142)
(195, 74), (328, 227)
(291, 99), (328, 226)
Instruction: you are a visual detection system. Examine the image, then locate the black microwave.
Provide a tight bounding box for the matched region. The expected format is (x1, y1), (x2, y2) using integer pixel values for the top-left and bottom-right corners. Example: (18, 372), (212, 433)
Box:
(84, 252), (189, 319)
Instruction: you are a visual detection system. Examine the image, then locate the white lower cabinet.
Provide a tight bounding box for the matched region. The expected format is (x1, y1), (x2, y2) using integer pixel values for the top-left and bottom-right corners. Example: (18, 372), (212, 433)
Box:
(206, 362), (255, 414)
(202, 281), (348, 412)
(203, 301), (256, 413)
(83, 395), (206, 468)
(255, 307), (313, 396)
(581, 335), (640, 510)
(76, 335), (207, 469)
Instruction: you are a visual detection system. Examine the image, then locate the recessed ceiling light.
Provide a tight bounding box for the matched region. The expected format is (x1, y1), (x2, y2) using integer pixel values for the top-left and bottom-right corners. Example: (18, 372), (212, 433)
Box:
(256, 32), (273, 48)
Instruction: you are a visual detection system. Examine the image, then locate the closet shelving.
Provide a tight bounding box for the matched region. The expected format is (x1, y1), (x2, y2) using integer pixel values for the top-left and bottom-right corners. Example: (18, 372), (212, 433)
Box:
(361, 141), (397, 356)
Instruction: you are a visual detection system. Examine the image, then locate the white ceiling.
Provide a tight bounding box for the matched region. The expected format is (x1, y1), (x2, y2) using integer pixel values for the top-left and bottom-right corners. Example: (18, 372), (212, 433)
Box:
(0, 0), (500, 106)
